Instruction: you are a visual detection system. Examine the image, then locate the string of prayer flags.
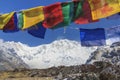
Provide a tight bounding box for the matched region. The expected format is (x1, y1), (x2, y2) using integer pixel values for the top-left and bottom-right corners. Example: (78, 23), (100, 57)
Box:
(22, 6), (44, 30)
(0, 0), (120, 42)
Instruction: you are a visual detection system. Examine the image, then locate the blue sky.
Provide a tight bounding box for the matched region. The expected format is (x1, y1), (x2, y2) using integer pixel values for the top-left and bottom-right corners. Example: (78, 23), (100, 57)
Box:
(0, 0), (120, 46)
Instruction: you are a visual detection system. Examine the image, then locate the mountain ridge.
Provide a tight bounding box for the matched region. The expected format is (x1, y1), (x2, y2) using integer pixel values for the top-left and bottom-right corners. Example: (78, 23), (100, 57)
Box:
(0, 39), (119, 70)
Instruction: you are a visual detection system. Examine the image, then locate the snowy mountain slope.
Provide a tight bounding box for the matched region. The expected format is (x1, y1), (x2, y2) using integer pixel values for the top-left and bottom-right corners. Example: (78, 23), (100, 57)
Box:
(86, 42), (120, 64)
(0, 40), (29, 71)
(0, 39), (97, 69)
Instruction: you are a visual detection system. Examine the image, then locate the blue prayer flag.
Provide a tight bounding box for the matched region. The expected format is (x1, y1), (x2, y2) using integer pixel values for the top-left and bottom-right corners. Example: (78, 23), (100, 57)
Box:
(28, 23), (46, 39)
(80, 28), (106, 46)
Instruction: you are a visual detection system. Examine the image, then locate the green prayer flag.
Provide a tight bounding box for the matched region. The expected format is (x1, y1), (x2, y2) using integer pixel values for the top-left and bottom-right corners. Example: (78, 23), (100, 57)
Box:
(62, 2), (71, 25)
(72, 0), (83, 21)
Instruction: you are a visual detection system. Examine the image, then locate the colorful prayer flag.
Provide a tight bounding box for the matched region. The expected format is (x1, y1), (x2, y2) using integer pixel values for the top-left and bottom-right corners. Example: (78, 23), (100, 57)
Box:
(22, 6), (44, 29)
(28, 23), (46, 39)
(88, 0), (120, 20)
(80, 28), (106, 46)
(3, 12), (19, 32)
(0, 12), (14, 30)
(42, 2), (63, 28)
(75, 0), (99, 24)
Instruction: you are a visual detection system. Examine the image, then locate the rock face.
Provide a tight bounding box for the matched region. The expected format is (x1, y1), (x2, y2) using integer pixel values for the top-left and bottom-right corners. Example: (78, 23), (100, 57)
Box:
(86, 42), (120, 65)
(54, 61), (120, 80)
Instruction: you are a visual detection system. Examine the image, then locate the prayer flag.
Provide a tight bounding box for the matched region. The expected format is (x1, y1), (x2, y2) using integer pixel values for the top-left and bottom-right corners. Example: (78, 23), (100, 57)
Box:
(3, 12), (19, 32)
(28, 23), (46, 39)
(22, 6), (44, 29)
(75, 0), (99, 24)
(80, 28), (106, 46)
(51, 2), (74, 29)
(61, 2), (73, 26)
(88, 0), (120, 20)
(43, 2), (63, 28)
(0, 12), (14, 30)
(72, 0), (83, 21)
(17, 12), (23, 29)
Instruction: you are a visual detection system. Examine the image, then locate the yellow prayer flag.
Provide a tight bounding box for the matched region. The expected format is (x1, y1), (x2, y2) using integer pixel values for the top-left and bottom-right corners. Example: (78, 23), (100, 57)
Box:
(88, 0), (120, 20)
(22, 6), (44, 29)
(118, 0), (120, 7)
(0, 12), (14, 30)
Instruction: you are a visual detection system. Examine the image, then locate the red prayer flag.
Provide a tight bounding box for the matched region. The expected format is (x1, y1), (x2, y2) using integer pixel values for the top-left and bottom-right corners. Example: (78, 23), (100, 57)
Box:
(42, 2), (63, 28)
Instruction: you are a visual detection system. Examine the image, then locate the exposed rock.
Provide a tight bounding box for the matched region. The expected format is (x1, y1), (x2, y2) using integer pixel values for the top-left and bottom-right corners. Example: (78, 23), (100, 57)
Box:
(0, 61), (119, 80)
(110, 42), (120, 48)
(86, 42), (120, 65)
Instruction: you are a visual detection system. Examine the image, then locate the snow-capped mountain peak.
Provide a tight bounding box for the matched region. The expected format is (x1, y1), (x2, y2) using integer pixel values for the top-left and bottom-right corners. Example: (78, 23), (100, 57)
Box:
(0, 39), (97, 69)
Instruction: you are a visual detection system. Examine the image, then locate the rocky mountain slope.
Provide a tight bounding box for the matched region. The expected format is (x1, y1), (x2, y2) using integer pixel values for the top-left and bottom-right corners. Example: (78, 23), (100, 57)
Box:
(87, 42), (120, 65)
